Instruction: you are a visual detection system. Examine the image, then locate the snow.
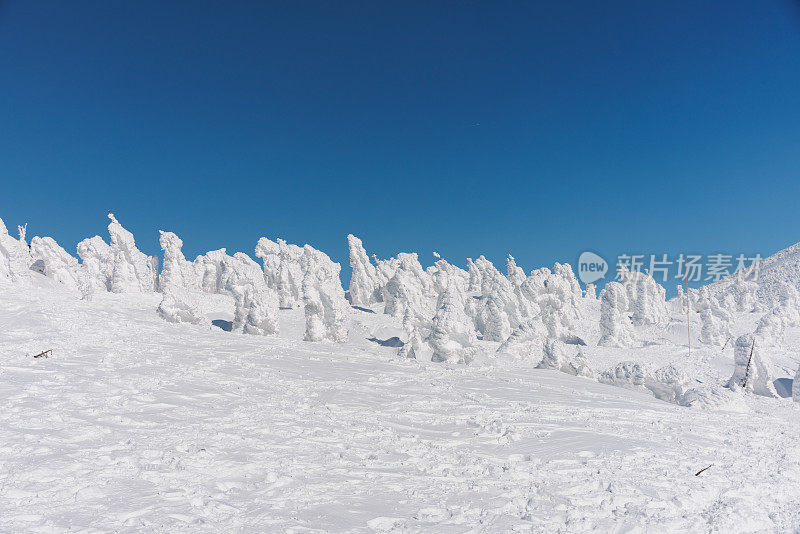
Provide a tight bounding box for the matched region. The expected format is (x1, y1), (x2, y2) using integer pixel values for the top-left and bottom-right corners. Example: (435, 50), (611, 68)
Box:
(2, 217), (800, 531)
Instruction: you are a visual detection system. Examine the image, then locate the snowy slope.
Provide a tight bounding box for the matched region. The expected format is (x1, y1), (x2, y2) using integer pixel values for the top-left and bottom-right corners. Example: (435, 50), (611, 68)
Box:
(2, 277), (800, 532)
(708, 240), (800, 302)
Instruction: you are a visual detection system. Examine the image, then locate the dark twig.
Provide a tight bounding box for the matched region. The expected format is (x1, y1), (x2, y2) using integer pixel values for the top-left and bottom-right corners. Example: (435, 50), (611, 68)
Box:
(741, 338), (756, 389)
(33, 349), (52, 359)
(695, 464), (713, 476)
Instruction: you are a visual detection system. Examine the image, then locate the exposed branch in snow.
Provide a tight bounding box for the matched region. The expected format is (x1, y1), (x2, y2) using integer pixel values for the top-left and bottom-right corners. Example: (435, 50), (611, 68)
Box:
(694, 465), (712, 476)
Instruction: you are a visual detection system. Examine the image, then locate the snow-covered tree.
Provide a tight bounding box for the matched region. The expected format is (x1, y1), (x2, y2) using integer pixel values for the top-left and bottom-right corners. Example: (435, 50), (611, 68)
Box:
(698, 296), (732, 346)
(728, 334), (777, 397)
(194, 248), (228, 294)
(255, 237), (306, 308)
(496, 318), (549, 362)
(107, 213), (157, 293)
(699, 308), (728, 346)
(775, 283), (800, 326)
(466, 257), (482, 293)
(506, 255), (526, 288)
(598, 282), (635, 348)
(536, 340), (593, 377)
(428, 273), (478, 364)
(475, 258), (521, 341)
(29, 236), (81, 289)
(731, 271), (759, 313)
(584, 283), (597, 299)
(599, 361), (649, 392)
(157, 290), (209, 326)
(231, 284), (279, 336)
(618, 267), (668, 326)
(0, 217), (32, 281)
(192, 248), (280, 336)
(754, 309), (787, 347)
(430, 254), (469, 299)
(158, 230), (198, 292)
(383, 253), (435, 321)
(302, 245), (348, 343)
(77, 235), (113, 292)
(554, 262), (583, 301)
(220, 253), (267, 294)
(347, 234), (381, 307)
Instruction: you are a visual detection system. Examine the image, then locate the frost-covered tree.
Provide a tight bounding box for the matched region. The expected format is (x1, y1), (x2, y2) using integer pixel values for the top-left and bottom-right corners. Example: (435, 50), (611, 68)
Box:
(107, 213), (157, 293)
(194, 248), (228, 293)
(536, 342), (595, 377)
(698, 296), (732, 346)
(29, 236), (81, 289)
(535, 338), (567, 370)
(584, 283), (597, 299)
(191, 248), (280, 336)
(554, 262), (583, 301)
(598, 282), (635, 348)
(243, 287), (280, 336)
(347, 234), (381, 307)
(755, 304), (797, 347)
(466, 257), (482, 293)
(429, 274), (478, 364)
(430, 254), (469, 300)
(728, 334), (777, 397)
(77, 235), (113, 292)
(496, 318), (548, 361)
(158, 230), (198, 293)
(699, 308), (728, 346)
(506, 255), (526, 288)
(302, 245), (348, 343)
(618, 267), (668, 326)
(231, 285), (279, 336)
(0, 217), (32, 281)
(775, 283), (800, 326)
(220, 253), (267, 293)
(514, 265), (584, 345)
(600, 361), (649, 392)
(255, 237), (306, 308)
(383, 253), (435, 321)
(475, 258), (522, 341)
(731, 271), (759, 313)
(157, 290), (209, 326)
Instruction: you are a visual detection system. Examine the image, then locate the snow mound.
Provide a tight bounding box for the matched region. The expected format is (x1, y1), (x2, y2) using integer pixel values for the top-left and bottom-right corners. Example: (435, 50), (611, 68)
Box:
(157, 291), (209, 326)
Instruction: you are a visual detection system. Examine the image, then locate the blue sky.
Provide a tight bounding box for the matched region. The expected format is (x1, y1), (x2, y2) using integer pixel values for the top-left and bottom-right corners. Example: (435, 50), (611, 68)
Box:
(1, 1), (799, 293)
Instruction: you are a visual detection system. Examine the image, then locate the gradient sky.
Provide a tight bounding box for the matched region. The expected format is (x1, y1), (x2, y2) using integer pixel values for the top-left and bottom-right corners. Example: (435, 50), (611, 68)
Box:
(2, 1), (799, 293)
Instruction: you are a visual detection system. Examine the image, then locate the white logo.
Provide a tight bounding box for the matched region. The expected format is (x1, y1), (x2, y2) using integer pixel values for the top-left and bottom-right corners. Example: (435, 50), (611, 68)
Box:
(578, 251), (608, 284)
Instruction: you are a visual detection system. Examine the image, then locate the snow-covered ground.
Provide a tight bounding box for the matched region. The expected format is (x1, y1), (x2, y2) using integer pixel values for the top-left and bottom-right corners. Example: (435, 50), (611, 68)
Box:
(2, 274), (800, 532)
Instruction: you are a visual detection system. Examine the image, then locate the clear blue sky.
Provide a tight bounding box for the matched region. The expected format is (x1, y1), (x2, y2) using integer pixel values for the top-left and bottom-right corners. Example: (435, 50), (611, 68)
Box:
(2, 1), (799, 293)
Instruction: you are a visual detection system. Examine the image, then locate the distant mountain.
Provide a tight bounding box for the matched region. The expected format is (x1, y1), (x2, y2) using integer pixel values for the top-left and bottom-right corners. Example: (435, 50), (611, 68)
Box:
(707, 241), (800, 303)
